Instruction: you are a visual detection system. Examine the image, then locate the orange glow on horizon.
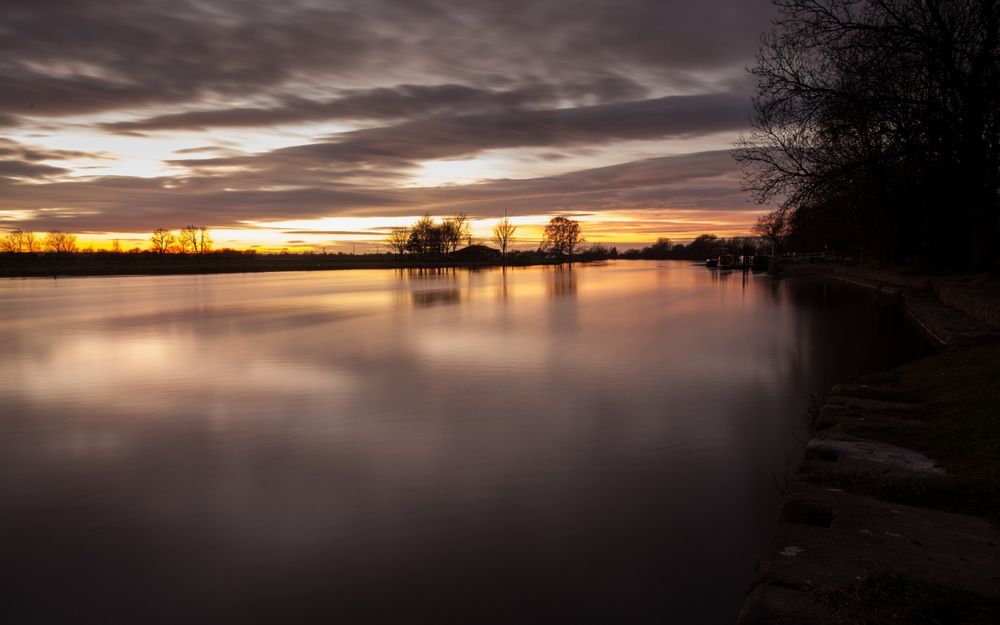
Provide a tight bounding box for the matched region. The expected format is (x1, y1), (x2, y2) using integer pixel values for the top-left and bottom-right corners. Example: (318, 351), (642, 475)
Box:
(52, 208), (759, 254)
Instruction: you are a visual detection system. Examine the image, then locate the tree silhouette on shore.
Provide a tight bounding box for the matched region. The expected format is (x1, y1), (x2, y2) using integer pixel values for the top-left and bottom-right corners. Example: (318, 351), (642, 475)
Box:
(736, 0), (1000, 268)
(492, 214), (517, 260)
(542, 217), (581, 258)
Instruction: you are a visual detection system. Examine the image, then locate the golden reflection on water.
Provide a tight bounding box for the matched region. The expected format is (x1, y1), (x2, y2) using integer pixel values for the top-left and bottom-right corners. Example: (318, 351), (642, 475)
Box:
(0, 261), (927, 624)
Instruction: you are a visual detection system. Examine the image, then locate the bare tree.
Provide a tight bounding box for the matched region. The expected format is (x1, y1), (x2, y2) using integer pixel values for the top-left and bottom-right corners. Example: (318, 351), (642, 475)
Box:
(492, 215), (517, 259)
(650, 237), (672, 254)
(1, 230), (23, 252)
(177, 225), (212, 253)
(735, 0), (1000, 267)
(177, 226), (195, 253)
(542, 216), (582, 258)
(753, 209), (790, 272)
(385, 227), (409, 258)
(442, 214), (470, 254)
(110, 239), (122, 253)
(150, 228), (175, 254)
(194, 227), (212, 253)
(44, 231), (78, 253)
(406, 215), (446, 258)
(1, 229), (38, 252)
(23, 231), (38, 252)
(753, 210), (790, 249)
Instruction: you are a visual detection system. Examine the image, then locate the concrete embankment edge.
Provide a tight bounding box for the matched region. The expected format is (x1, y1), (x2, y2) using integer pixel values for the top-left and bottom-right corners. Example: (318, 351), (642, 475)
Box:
(736, 266), (1000, 624)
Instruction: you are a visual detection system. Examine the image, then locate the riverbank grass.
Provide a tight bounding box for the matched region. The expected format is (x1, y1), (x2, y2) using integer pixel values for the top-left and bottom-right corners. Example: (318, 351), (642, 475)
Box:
(821, 572), (1000, 625)
(830, 340), (1000, 519)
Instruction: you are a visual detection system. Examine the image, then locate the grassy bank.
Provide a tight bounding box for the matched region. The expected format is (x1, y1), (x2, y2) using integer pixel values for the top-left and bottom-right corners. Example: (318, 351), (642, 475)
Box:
(816, 340), (1000, 520)
(821, 571), (1000, 625)
(789, 263), (1000, 517)
(797, 339), (1000, 624)
(741, 269), (1000, 625)
(838, 342), (1000, 521)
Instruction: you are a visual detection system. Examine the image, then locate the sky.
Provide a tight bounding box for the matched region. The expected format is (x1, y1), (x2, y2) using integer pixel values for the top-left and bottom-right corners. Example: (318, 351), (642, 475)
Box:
(0, 0), (779, 251)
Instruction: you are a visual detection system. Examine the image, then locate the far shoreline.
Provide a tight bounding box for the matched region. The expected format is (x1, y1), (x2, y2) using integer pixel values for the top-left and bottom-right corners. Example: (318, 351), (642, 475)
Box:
(0, 251), (603, 279)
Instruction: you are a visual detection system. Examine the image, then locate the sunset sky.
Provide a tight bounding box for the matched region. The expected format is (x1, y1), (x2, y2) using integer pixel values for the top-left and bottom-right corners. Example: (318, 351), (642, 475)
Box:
(1, 0), (779, 251)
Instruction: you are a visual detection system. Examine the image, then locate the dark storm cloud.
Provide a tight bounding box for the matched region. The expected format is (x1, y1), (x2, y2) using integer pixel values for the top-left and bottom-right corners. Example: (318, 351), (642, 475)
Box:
(404, 151), (749, 216)
(0, 161), (68, 179)
(0, 150), (750, 231)
(172, 146), (237, 155)
(0, 138), (101, 163)
(427, 151), (741, 201)
(0, 139), (106, 180)
(102, 78), (649, 133)
(0, 176), (408, 231)
(170, 93), (750, 176)
(0, 0), (776, 234)
(1, 0), (773, 118)
(0, 0), (377, 117)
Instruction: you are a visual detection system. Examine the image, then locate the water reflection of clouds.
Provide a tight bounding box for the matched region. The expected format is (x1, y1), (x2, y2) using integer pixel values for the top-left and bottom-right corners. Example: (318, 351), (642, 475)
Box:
(0, 332), (358, 413)
(0, 261), (930, 625)
(408, 326), (549, 370)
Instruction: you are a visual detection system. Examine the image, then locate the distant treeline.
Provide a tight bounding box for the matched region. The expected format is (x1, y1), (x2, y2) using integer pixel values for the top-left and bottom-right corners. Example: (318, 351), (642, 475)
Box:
(1, 229), (79, 253)
(384, 214), (753, 262)
(1, 215), (770, 279)
(0, 216), (596, 277)
(0, 226), (214, 255)
(620, 235), (761, 261)
(736, 0), (1000, 270)
(0, 248), (572, 278)
(0, 234), (764, 278)
(385, 213), (585, 260)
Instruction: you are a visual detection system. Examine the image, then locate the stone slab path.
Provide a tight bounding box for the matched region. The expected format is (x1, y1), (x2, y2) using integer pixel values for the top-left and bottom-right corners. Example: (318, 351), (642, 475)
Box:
(737, 385), (1000, 623)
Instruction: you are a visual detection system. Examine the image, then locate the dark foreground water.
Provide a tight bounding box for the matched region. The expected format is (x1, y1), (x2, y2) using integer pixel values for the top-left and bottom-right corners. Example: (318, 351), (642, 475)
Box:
(0, 261), (928, 624)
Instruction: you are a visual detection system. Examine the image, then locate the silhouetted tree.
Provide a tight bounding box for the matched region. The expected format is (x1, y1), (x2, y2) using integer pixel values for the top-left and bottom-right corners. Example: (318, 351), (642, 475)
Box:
(44, 231), (77, 253)
(784, 195), (858, 254)
(177, 226), (195, 253)
(1, 229), (37, 252)
(406, 215), (446, 258)
(150, 228), (174, 254)
(492, 215), (517, 260)
(195, 227), (212, 253)
(736, 0), (1000, 268)
(385, 227), (410, 258)
(0, 231), (17, 253)
(753, 209), (790, 271)
(752, 209), (790, 253)
(581, 242), (614, 260)
(178, 225), (212, 253)
(542, 216), (581, 257)
(646, 237), (673, 258)
(681, 234), (719, 260)
(443, 214), (470, 253)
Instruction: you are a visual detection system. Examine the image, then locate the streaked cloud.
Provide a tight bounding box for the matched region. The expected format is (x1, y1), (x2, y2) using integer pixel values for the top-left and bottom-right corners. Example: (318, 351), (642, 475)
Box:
(0, 0), (777, 245)
(0, 150), (755, 233)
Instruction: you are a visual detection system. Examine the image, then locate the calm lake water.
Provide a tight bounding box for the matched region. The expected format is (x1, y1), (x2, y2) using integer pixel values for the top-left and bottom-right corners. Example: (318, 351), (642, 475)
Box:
(0, 261), (928, 624)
